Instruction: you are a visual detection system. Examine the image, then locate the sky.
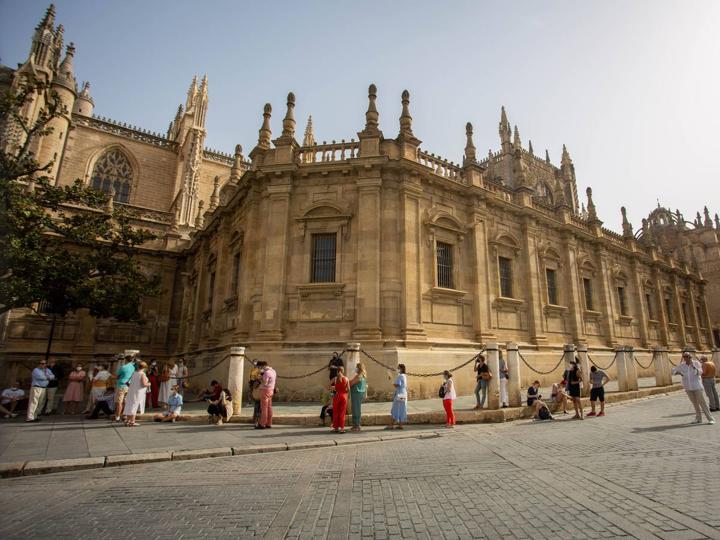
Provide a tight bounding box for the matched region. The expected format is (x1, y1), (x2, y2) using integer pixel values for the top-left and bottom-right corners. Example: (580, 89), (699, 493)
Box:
(1, 0), (718, 231)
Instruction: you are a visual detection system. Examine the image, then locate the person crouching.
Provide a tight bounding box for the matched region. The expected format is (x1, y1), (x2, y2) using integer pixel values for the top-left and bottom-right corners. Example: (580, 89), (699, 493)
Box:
(207, 386), (233, 426)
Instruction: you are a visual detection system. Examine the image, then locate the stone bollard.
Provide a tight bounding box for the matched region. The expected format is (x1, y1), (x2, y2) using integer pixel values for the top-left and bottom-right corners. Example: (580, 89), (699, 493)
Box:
(563, 344), (576, 376)
(616, 346), (638, 392)
(577, 344), (591, 397)
(506, 342), (523, 407)
(346, 342), (360, 377)
(653, 347), (671, 386)
(227, 346), (245, 416)
(486, 342), (500, 409)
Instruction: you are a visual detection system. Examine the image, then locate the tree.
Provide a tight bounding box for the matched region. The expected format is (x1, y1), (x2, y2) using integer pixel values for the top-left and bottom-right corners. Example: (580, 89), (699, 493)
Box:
(0, 76), (160, 336)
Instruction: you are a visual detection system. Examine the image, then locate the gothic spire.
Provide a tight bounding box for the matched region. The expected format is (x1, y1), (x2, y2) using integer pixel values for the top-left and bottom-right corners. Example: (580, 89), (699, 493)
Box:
(463, 122), (477, 165)
(186, 75), (198, 109)
(257, 103), (272, 149)
(499, 106), (512, 153)
(586, 187), (598, 222)
(715, 213), (720, 230)
(528, 140), (534, 155)
(302, 115), (316, 146)
(57, 42), (75, 79)
(230, 144), (244, 181)
(513, 125), (521, 149)
(561, 144), (571, 166)
(545, 149), (550, 163)
(703, 206), (712, 227)
(621, 206), (633, 237)
(363, 83), (380, 134)
(209, 176), (220, 211)
(398, 89), (413, 138)
(281, 92), (296, 139)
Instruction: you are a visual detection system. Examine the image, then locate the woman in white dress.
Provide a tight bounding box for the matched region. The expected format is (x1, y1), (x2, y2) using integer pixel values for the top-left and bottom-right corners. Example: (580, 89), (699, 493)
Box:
(158, 361), (174, 407)
(124, 361), (150, 426)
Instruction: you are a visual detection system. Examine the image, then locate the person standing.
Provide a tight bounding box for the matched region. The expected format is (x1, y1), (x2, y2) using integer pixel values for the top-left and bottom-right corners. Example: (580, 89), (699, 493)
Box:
(349, 362), (367, 431)
(568, 361), (584, 420)
(327, 352), (344, 380)
(175, 358), (188, 396)
(441, 370), (456, 428)
(114, 355), (137, 422)
(26, 359), (55, 422)
(499, 359), (509, 408)
(123, 361), (150, 426)
(63, 364), (86, 415)
(158, 361), (173, 408)
(473, 356), (491, 409)
(146, 360), (160, 409)
(700, 356), (719, 412)
(672, 352), (715, 424)
(42, 359), (63, 415)
(257, 363), (276, 429)
(249, 361), (265, 427)
(587, 366), (609, 417)
(331, 366), (350, 434)
(387, 364), (408, 429)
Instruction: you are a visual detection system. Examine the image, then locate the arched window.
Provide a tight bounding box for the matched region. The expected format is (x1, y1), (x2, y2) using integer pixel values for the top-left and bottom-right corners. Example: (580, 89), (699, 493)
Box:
(535, 182), (554, 205)
(91, 149), (133, 203)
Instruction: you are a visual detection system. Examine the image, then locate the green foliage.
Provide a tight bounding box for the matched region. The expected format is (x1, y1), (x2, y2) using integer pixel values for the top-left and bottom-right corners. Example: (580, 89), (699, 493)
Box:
(0, 77), (160, 321)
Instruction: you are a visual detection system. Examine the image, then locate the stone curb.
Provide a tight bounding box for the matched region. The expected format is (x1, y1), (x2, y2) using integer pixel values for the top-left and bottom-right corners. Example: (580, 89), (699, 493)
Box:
(1, 431), (446, 478)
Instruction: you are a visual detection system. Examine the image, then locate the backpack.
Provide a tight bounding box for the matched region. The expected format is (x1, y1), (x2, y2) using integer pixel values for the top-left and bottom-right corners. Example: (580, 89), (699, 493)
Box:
(438, 384), (446, 398)
(538, 405), (552, 420)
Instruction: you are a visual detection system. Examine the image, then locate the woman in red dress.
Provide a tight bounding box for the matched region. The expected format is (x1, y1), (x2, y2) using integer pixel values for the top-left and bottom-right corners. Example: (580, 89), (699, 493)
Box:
(146, 360), (160, 409)
(331, 366), (349, 434)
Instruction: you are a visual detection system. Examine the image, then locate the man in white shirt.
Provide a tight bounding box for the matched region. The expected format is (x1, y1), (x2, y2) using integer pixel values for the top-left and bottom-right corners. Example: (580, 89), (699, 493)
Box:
(672, 352), (715, 425)
(26, 359), (55, 422)
(0, 381), (25, 418)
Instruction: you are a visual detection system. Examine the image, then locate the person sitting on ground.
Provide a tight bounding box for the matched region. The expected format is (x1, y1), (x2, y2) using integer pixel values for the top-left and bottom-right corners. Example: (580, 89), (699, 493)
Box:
(154, 385), (183, 422)
(86, 387), (115, 419)
(527, 380), (553, 420)
(207, 386), (233, 426)
(319, 386), (334, 427)
(0, 381), (25, 418)
(194, 380), (222, 402)
(551, 378), (569, 414)
(588, 366), (609, 417)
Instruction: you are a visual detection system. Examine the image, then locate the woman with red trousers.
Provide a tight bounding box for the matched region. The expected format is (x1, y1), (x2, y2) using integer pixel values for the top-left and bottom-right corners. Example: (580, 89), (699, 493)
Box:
(331, 366), (350, 434)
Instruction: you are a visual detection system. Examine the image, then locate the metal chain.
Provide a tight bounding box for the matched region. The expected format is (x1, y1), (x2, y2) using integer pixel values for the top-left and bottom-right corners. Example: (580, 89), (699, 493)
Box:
(244, 349), (348, 380)
(587, 351), (617, 371)
(359, 348), (485, 377)
(517, 351), (566, 375)
(632, 350), (656, 370)
(668, 355), (679, 367)
(180, 354), (232, 380)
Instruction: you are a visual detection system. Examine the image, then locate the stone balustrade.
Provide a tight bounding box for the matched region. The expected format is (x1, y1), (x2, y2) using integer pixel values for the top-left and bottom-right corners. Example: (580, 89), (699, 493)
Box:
(298, 139), (360, 163)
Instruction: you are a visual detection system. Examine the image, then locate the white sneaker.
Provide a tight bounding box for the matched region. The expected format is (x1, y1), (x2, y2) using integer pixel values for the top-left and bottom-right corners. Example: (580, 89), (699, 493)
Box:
(708, 418), (716, 425)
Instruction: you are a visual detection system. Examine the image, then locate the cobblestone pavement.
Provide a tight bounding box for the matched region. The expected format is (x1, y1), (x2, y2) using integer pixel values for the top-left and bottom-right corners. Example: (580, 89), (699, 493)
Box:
(1, 392), (719, 539)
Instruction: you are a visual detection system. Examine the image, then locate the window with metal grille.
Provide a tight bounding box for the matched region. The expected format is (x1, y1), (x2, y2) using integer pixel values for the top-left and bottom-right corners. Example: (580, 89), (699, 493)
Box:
(436, 242), (454, 289)
(499, 257), (513, 298)
(583, 278), (594, 310)
(646, 293), (654, 320)
(231, 253), (241, 293)
(546, 268), (558, 305)
(617, 286), (627, 316)
(311, 233), (336, 283)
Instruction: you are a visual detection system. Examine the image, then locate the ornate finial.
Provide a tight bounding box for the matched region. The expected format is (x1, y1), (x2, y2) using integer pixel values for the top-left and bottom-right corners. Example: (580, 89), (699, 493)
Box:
(37, 4), (56, 30)
(364, 83), (380, 133)
(675, 209), (686, 230)
(302, 115), (316, 146)
(463, 122), (476, 165)
(545, 149), (550, 163)
(398, 89), (413, 137)
(186, 75), (198, 108)
(500, 105), (508, 126)
(209, 176), (220, 211)
(528, 140), (534, 155)
(281, 92), (296, 138)
(621, 206), (633, 237)
(235, 144), (243, 156)
(513, 125), (521, 149)
(230, 145), (244, 181)
(703, 206), (712, 227)
(715, 213), (720, 230)
(586, 187), (598, 221)
(696, 211), (703, 226)
(195, 200), (205, 229)
(561, 144), (571, 164)
(257, 103), (272, 149)
(200, 74), (208, 91)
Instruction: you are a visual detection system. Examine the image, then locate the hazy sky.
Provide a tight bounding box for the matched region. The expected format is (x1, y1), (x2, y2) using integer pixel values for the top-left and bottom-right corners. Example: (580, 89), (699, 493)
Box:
(1, 0), (718, 231)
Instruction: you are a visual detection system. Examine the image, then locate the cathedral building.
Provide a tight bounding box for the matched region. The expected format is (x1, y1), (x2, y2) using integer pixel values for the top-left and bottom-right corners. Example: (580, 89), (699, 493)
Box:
(1, 5), (717, 397)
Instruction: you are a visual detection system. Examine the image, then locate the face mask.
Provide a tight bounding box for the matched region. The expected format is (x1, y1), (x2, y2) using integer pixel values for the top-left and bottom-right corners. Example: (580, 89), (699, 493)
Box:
(396, 369), (401, 374)
(76, 366), (82, 371)
(356, 368), (361, 374)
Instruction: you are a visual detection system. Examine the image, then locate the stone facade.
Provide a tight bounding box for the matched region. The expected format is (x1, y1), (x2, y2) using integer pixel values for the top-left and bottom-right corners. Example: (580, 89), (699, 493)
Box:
(0, 5), (717, 398)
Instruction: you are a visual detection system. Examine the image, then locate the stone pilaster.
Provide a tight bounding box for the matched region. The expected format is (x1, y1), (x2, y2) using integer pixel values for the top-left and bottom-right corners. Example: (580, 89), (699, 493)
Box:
(561, 235), (586, 345)
(630, 258), (650, 348)
(652, 267), (670, 347)
(670, 274), (687, 347)
(399, 177), (426, 342)
(595, 249), (618, 347)
(520, 218), (547, 346)
(470, 205), (494, 342)
(353, 174), (382, 340)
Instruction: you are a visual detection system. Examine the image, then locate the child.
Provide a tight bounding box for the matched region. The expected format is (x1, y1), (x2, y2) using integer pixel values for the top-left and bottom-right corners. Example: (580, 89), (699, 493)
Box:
(154, 384), (183, 422)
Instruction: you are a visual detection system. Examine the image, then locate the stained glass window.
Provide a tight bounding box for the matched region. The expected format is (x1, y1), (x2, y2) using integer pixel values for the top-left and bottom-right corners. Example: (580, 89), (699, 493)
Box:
(91, 149), (133, 203)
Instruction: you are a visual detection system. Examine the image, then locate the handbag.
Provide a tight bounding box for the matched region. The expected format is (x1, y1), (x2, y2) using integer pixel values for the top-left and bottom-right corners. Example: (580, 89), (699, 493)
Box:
(481, 371), (492, 381)
(438, 384), (446, 399)
(251, 387), (261, 401)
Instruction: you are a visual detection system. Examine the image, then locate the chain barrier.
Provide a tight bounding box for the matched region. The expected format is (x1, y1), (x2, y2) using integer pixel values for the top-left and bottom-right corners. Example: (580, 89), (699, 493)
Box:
(587, 351), (617, 371)
(632, 350), (656, 370)
(178, 354), (231, 380)
(243, 349), (348, 380)
(668, 355), (678, 367)
(518, 351), (566, 375)
(359, 348), (485, 377)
